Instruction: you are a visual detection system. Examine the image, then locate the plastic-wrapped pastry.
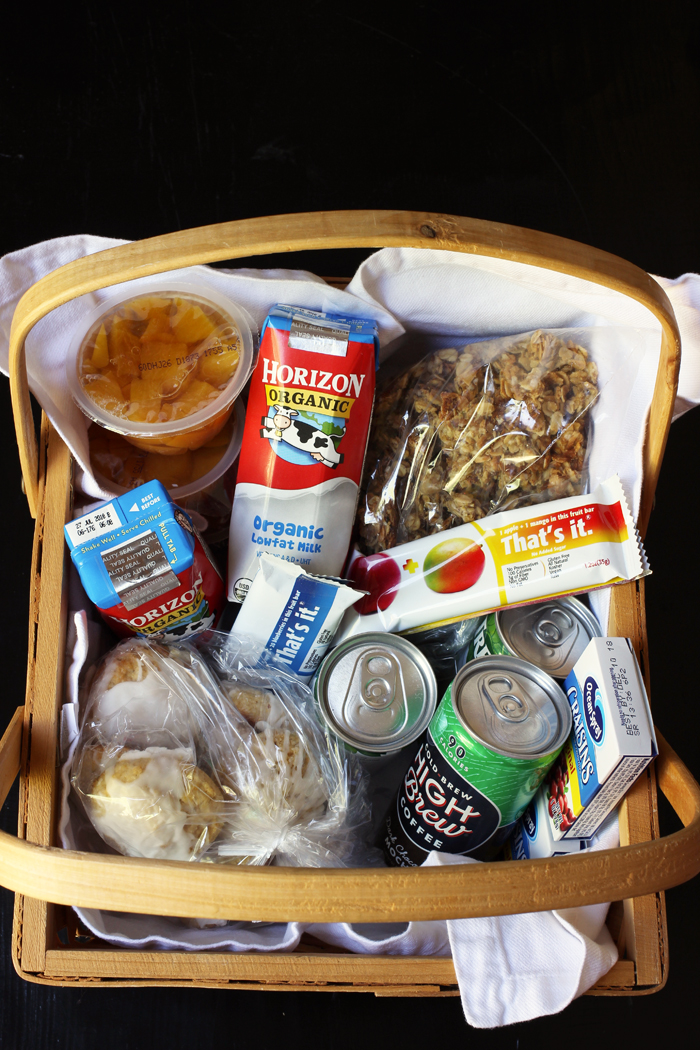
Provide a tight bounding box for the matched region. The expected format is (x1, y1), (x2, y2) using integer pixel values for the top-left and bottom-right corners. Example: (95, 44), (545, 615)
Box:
(84, 745), (223, 861)
(85, 642), (194, 742)
(249, 725), (327, 824)
(201, 630), (378, 866)
(220, 680), (288, 730)
(71, 636), (373, 868)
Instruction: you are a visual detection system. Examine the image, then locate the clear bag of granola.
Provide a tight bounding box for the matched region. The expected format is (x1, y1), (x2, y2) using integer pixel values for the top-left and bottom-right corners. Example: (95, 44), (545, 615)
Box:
(358, 329), (600, 555)
(70, 636), (373, 869)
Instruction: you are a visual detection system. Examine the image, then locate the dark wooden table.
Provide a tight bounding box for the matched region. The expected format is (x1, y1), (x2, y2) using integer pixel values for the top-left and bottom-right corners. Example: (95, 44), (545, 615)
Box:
(2, 4), (699, 1045)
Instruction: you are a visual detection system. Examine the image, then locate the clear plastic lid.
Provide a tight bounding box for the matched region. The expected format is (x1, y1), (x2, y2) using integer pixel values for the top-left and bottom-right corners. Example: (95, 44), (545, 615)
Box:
(67, 278), (255, 438)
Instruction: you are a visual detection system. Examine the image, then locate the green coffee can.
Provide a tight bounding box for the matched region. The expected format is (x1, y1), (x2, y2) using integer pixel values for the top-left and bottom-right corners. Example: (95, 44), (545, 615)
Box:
(462, 597), (601, 679)
(381, 655), (572, 865)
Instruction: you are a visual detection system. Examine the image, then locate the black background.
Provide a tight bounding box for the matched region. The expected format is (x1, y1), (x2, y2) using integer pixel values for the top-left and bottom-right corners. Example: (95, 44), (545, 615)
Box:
(1, 2), (700, 1046)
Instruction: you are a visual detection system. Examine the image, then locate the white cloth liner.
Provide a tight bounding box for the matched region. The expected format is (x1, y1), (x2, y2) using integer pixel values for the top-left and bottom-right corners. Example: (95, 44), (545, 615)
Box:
(6, 234), (700, 1026)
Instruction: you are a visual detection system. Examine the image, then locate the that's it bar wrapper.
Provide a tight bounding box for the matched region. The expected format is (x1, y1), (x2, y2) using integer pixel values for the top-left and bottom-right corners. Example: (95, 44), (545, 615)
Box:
(338, 476), (648, 640)
(229, 552), (363, 678)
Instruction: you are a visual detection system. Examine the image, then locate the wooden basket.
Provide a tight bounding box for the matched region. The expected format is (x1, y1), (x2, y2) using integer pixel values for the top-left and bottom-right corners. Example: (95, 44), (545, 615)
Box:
(2, 211), (699, 994)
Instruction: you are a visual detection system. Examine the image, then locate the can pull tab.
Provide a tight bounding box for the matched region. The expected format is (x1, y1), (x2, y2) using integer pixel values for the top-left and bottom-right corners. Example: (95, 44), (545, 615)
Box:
(483, 674), (530, 722)
(359, 650), (400, 710)
(534, 610), (573, 648)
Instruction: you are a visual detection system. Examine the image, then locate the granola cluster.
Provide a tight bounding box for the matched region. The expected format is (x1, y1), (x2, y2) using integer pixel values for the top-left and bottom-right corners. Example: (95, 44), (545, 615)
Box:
(358, 330), (599, 554)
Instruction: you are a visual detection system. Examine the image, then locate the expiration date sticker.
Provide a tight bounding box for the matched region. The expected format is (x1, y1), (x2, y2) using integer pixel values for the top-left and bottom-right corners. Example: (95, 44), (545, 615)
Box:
(101, 530), (180, 611)
(65, 502), (122, 546)
(289, 314), (350, 356)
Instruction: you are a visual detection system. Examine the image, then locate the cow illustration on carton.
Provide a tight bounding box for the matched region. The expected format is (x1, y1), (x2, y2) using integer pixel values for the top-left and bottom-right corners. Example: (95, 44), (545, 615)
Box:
(260, 405), (344, 468)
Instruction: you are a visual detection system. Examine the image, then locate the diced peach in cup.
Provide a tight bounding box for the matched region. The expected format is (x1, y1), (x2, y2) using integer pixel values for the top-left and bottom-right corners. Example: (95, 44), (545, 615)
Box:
(91, 324), (110, 370)
(172, 304), (217, 344)
(127, 404), (162, 425)
(77, 293), (244, 459)
(141, 308), (177, 343)
(108, 320), (141, 378)
(124, 404), (233, 454)
(169, 379), (219, 420)
(83, 374), (128, 415)
(127, 375), (162, 414)
(198, 344), (240, 386)
(123, 296), (171, 320)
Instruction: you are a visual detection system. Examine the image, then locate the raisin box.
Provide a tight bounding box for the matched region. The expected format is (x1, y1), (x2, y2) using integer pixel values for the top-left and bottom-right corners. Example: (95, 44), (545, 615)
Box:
(543, 637), (657, 841)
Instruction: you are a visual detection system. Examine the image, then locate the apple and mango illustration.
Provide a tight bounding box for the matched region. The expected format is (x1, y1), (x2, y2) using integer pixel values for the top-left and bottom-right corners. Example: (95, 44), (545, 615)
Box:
(349, 536), (486, 615)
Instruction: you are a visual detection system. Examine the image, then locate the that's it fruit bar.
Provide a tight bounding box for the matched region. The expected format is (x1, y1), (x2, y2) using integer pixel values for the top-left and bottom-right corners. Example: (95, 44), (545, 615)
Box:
(337, 476), (648, 641)
(229, 552), (364, 678)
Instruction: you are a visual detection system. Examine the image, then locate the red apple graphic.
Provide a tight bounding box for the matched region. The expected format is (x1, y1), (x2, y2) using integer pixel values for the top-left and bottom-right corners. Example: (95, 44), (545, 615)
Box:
(423, 537), (486, 593)
(348, 552), (402, 615)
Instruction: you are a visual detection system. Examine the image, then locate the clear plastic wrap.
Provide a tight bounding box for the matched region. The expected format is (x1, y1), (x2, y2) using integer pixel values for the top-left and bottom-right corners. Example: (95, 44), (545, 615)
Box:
(199, 630), (379, 867)
(71, 635), (374, 868)
(358, 329), (599, 555)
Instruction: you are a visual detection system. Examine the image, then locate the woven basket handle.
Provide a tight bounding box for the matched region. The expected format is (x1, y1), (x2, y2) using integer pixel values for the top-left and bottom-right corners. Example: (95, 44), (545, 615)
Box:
(8, 210), (681, 529)
(0, 707), (698, 920)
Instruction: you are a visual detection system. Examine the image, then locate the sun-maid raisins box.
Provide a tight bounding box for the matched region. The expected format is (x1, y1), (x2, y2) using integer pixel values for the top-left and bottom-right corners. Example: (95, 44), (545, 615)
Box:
(543, 637), (657, 841)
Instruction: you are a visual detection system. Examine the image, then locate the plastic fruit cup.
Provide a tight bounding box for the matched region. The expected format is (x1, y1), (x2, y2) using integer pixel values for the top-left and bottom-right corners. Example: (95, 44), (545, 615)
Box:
(89, 398), (245, 497)
(67, 278), (255, 455)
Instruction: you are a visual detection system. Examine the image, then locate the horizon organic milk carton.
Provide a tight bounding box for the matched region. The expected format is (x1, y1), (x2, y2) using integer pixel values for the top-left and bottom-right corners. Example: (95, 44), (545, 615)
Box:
(65, 481), (225, 640)
(227, 305), (379, 602)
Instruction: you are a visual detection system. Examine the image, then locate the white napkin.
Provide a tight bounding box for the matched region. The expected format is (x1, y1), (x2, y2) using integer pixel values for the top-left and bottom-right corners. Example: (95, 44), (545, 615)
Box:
(427, 847), (618, 1027)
